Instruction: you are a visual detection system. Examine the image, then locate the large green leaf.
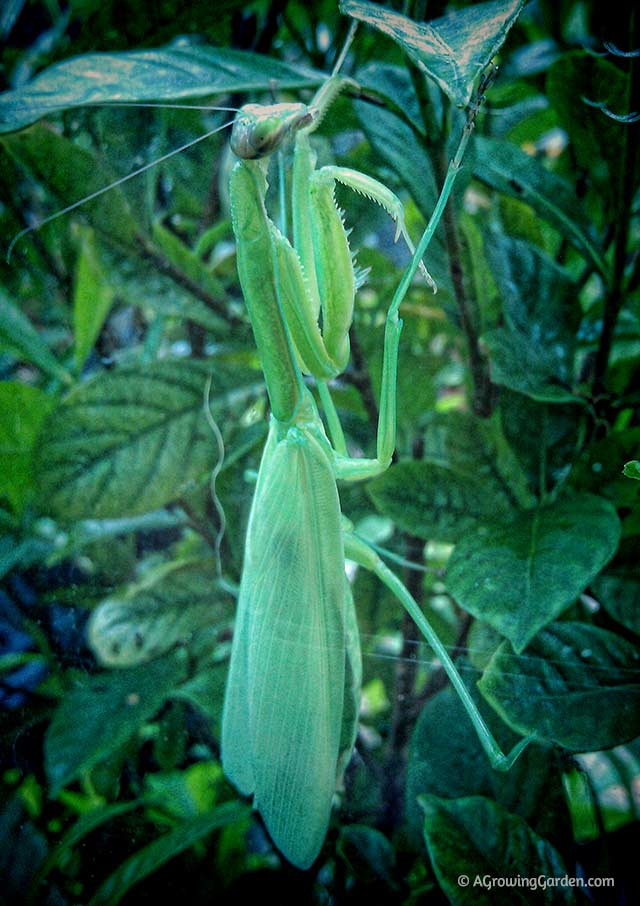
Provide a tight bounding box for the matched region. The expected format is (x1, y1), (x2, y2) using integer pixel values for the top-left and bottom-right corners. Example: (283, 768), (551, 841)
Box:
(623, 460), (640, 481)
(0, 43), (322, 133)
(474, 136), (608, 280)
(73, 228), (116, 372)
(0, 288), (71, 383)
(483, 236), (579, 402)
(446, 494), (621, 652)
(35, 359), (218, 520)
(2, 125), (139, 250)
(479, 622), (640, 751)
(0, 382), (55, 513)
(45, 650), (188, 794)
(368, 460), (513, 543)
(406, 685), (569, 847)
(88, 560), (228, 667)
(341, 0), (525, 107)
(421, 795), (576, 905)
(88, 802), (248, 906)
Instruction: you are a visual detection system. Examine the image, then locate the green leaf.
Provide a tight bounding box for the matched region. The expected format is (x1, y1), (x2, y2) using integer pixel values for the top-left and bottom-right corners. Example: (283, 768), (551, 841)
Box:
(592, 572), (640, 635)
(569, 741), (640, 840)
(483, 236), (579, 402)
(152, 221), (227, 300)
(420, 795), (576, 905)
(406, 684), (569, 847)
(446, 494), (621, 652)
(3, 125), (139, 249)
(34, 359), (218, 520)
(45, 650), (188, 794)
(354, 62), (424, 132)
(547, 52), (627, 197)
(31, 800), (142, 887)
(0, 382), (55, 513)
(88, 802), (248, 906)
(498, 391), (585, 495)
(336, 825), (397, 886)
(98, 243), (231, 335)
(479, 622), (640, 751)
(0, 288), (71, 383)
(88, 560), (229, 666)
(73, 228), (116, 372)
(474, 136), (608, 279)
(340, 0), (525, 107)
(623, 460), (640, 480)
(368, 460), (512, 543)
(0, 43), (322, 133)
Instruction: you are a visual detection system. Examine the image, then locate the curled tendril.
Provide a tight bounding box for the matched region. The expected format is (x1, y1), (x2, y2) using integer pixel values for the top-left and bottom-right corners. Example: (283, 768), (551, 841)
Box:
(581, 95), (640, 123)
(603, 40), (640, 58)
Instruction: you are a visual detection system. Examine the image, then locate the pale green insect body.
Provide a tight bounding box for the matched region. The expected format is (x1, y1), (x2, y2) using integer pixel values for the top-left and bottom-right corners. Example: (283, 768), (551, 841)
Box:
(221, 391), (361, 869)
(221, 78), (531, 871)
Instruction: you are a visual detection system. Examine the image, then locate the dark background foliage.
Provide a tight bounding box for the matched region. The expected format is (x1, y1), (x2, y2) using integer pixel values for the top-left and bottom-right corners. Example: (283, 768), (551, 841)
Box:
(0, 0), (638, 903)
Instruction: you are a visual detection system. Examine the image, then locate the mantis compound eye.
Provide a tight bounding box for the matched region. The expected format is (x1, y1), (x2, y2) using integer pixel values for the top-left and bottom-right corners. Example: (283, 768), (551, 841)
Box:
(230, 102), (314, 159)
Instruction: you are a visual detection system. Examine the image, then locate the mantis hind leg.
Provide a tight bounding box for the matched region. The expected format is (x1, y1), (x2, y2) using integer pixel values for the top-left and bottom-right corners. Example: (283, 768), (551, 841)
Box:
(343, 529), (534, 772)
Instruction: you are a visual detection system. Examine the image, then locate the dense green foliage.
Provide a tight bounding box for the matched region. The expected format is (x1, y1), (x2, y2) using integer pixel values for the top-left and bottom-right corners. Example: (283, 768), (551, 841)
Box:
(0, 0), (638, 902)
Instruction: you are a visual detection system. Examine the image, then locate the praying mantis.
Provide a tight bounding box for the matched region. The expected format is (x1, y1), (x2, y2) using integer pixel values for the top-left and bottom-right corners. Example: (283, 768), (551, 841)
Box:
(220, 51), (532, 869)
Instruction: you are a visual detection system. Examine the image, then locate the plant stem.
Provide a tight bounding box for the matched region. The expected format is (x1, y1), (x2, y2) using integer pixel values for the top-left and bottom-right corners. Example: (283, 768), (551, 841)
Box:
(382, 438), (424, 831)
(439, 157), (494, 417)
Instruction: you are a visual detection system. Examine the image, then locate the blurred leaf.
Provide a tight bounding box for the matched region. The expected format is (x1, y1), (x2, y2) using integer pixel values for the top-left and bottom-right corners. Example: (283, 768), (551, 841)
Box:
(0, 382), (55, 512)
(354, 62), (424, 130)
(0, 288), (71, 383)
(483, 236), (580, 402)
(368, 460), (513, 543)
(591, 571), (640, 636)
(0, 43), (322, 132)
(35, 359), (218, 520)
(336, 825), (397, 886)
(0, 797), (47, 903)
(145, 761), (223, 819)
(88, 801), (248, 906)
(547, 52), (627, 197)
(341, 0), (525, 107)
(151, 221), (226, 299)
(446, 494), (621, 652)
(573, 740), (640, 840)
(31, 800), (142, 888)
(474, 136), (608, 279)
(88, 559), (229, 666)
(479, 622), (640, 752)
(623, 460), (640, 480)
(73, 228), (116, 372)
(3, 125), (139, 250)
(45, 650), (189, 794)
(421, 795), (576, 905)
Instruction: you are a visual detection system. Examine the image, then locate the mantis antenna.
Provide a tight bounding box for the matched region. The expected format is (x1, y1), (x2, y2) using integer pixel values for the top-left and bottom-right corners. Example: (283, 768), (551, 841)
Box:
(6, 116), (236, 262)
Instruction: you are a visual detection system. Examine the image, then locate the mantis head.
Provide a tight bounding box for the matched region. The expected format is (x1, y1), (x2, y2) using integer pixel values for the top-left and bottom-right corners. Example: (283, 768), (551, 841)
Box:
(230, 102), (315, 159)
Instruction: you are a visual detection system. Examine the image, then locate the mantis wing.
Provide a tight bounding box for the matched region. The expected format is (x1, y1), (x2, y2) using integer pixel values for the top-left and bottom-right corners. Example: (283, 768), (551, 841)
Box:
(222, 418), (348, 869)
